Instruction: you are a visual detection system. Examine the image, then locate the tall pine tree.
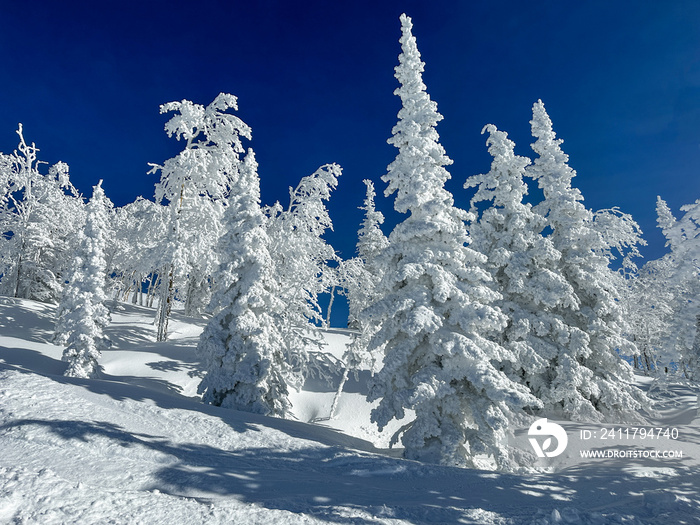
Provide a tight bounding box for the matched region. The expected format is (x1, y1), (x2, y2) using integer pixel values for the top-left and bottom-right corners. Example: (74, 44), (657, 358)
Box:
(364, 15), (538, 469)
(55, 181), (112, 379)
(197, 150), (292, 416)
(526, 100), (645, 422)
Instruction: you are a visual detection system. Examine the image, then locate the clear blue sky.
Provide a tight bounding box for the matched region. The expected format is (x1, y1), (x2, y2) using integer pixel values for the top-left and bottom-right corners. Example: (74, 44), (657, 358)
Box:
(1, 0), (699, 267)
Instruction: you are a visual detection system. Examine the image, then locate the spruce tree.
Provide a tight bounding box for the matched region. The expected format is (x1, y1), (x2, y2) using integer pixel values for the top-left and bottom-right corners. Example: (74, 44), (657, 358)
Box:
(526, 100), (645, 421)
(364, 15), (538, 469)
(346, 179), (389, 328)
(55, 181), (112, 379)
(197, 150), (292, 416)
(331, 180), (390, 418)
(465, 124), (574, 404)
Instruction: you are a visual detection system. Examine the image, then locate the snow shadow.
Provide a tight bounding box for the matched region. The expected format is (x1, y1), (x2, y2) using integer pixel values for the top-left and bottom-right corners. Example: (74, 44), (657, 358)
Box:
(155, 448), (700, 524)
(0, 345), (197, 404)
(3, 416), (697, 524)
(0, 296), (56, 343)
(302, 369), (372, 395)
(101, 323), (156, 349)
(0, 346), (67, 376)
(103, 303), (208, 350)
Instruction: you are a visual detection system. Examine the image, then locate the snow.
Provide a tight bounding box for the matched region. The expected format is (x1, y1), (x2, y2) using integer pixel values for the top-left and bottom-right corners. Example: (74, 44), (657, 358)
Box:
(1, 296), (699, 524)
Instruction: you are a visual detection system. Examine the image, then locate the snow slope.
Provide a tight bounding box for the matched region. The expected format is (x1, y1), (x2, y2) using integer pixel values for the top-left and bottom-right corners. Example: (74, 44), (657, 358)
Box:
(1, 297), (699, 524)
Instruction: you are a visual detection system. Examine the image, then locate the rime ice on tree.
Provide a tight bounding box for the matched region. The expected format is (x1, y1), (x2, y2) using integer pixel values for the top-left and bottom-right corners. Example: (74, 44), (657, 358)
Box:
(264, 163), (341, 388)
(364, 14), (538, 469)
(150, 93), (251, 341)
(648, 197), (700, 379)
(526, 100), (646, 422)
(197, 150), (292, 416)
(55, 181), (112, 379)
(0, 125), (83, 303)
(465, 124), (574, 412)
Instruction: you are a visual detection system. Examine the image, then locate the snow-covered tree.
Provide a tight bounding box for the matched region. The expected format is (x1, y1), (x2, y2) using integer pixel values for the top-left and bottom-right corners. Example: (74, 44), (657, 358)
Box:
(343, 180), (389, 331)
(591, 207), (645, 273)
(651, 196), (700, 379)
(0, 125), (84, 302)
(197, 149), (291, 416)
(624, 254), (677, 374)
(108, 197), (168, 307)
(356, 180), (390, 274)
(264, 163), (341, 387)
(465, 124), (575, 409)
(363, 15), (539, 469)
(55, 181), (112, 378)
(149, 93), (251, 340)
(330, 180), (390, 418)
(525, 100), (646, 421)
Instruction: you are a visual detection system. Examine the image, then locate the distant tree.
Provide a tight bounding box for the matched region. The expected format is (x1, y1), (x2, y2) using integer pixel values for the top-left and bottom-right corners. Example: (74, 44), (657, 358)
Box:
(108, 197), (168, 308)
(330, 180), (389, 418)
(624, 254), (677, 374)
(197, 150), (291, 416)
(55, 181), (112, 379)
(347, 179), (389, 327)
(149, 93), (251, 340)
(0, 125), (84, 303)
(364, 15), (538, 469)
(526, 100), (646, 421)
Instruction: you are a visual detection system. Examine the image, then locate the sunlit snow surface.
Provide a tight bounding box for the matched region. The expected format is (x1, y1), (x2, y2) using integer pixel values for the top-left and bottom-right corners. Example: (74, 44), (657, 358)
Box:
(1, 297), (699, 524)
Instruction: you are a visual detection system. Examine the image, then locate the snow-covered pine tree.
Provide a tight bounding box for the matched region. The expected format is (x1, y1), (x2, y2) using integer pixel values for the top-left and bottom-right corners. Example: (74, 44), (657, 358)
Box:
(330, 180), (390, 419)
(55, 180), (112, 379)
(197, 149), (291, 416)
(149, 93), (250, 340)
(346, 179), (389, 328)
(465, 124), (575, 406)
(363, 14), (538, 469)
(526, 100), (645, 421)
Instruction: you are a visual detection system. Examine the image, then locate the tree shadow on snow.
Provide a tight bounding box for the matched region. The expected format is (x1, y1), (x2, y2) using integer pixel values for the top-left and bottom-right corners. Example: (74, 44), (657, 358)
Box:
(4, 415), (698, 524)
(0, 296), (57, 343)
(0, 347), (198, 404)
(0, 346), (67, 375)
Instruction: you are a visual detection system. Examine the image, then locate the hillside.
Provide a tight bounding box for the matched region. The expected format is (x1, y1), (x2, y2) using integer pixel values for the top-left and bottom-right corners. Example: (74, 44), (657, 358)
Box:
(0, 297), (698, 524)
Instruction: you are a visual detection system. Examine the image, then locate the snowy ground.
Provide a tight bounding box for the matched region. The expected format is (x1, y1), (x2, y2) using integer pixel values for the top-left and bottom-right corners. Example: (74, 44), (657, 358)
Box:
(0, 297), (699, 524)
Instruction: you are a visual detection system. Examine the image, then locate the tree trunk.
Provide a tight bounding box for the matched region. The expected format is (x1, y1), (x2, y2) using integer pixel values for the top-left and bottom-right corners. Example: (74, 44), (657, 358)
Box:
(13, 250), (23, 298)
(147, 272), (160, 309)
(329, 367), (349, 420)
(325, 286), (336, 328)
(156, 265), (174, 342)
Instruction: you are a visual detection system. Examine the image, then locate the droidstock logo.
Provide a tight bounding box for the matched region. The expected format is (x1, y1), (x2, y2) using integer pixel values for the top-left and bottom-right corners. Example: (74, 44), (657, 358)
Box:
(528, 418), (568, 458)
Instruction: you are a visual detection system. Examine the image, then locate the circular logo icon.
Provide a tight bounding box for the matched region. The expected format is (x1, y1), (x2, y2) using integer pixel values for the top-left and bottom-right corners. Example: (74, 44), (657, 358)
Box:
(528, 418), (568, 458)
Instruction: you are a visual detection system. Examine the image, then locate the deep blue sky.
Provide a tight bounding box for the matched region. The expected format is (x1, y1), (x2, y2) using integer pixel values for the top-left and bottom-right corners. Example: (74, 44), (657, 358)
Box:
(1, 0), (699, 267)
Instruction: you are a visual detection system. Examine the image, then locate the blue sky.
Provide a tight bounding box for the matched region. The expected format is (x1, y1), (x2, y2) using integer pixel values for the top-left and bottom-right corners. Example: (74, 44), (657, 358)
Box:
(1, 0), (699, 267)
